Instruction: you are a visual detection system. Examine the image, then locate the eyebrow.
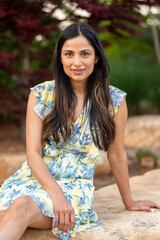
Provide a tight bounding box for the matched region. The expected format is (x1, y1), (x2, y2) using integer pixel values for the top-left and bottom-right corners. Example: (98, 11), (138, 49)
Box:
(63, 49), (92, 52)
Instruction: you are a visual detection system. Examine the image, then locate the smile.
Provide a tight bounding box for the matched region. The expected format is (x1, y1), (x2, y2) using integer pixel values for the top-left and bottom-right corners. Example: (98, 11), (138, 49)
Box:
(71, 69), (85, 75)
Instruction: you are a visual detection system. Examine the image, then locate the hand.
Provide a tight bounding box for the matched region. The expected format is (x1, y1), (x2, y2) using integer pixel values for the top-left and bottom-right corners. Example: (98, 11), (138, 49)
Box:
(127, 200), (160, 212)
(51, 188), (75, 234)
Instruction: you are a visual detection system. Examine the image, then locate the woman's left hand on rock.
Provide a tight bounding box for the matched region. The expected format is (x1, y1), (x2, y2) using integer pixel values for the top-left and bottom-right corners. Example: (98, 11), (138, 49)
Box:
(127, 200), (160, 212)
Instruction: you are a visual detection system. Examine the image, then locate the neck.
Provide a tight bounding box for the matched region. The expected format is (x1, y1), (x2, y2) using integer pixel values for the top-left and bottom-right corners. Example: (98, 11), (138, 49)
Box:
(70, 79), (87, 96)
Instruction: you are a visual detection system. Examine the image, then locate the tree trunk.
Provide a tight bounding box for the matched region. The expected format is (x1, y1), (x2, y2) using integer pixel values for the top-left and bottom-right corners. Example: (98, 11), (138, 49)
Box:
(21, 43), (30, 84)
(20, 43), (30, 140)
(20, 117), (26, 141)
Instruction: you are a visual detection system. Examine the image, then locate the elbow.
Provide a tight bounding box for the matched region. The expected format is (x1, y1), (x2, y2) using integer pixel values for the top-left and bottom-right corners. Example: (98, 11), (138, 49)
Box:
(107, 150), (127, 164)
(26, 150), (42, 167)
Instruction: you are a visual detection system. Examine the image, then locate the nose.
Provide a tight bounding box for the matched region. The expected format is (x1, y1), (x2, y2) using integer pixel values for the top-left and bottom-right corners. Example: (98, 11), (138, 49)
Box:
(73, 55), (82, 67)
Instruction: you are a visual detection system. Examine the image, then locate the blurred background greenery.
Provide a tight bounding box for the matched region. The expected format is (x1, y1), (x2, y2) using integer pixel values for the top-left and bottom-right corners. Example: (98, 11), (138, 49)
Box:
(105, 27), (160, 115)
(0, 0), (160, 129)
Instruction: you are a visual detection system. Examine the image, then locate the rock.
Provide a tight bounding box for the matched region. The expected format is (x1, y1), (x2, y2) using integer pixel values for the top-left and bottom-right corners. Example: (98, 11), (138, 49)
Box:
(124, 115), (160, 148)
(20, 169), (160, 240)
(140, 156), (155, 168)
(0, 153), (26, 185)
(0, 157), (10, 184)
(94, 150), (111, 176)
(95, 115), (160, 176)
(125, 147), (160, 173)
(1, 115), (159, 179)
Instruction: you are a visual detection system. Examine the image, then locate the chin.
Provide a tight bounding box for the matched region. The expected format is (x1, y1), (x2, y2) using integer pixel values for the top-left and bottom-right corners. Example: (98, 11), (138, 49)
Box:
(71, 77), (88, 82)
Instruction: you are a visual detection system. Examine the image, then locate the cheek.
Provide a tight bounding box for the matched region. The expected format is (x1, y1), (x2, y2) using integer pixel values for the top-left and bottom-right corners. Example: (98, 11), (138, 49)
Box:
(62, 59), (72, 69)
(87, 59), (96, 71)
(87, 57), (96, 66)
(61, 59), (70, 71)
(62, 65), (70, 76)
(88, 66), (95, 75)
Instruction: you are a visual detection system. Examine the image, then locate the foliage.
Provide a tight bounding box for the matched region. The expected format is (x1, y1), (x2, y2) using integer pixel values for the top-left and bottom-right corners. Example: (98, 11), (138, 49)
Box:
(103, 26), (160, 115)
(110, 63), (160, 115)
(0, 0), (64, 119)
(136, 149), (158, 163)
(0, 0), (160, 120)
(70, 0), (160, 40)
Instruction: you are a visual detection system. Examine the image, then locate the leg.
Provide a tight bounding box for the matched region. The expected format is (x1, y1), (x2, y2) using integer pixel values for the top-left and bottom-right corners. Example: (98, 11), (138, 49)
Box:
(0, 196), (53, 240)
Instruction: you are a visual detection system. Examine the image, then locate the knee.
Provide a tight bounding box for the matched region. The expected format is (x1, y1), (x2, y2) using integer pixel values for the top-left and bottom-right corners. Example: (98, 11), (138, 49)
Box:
(10, 196), (33, 221)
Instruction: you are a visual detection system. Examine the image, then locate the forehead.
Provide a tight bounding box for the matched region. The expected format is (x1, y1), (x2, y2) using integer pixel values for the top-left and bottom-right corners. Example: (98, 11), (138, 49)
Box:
(61, 35), (94, 51)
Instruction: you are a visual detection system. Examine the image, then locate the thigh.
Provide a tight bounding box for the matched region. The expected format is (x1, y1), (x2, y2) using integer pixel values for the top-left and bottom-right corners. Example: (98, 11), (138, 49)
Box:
(25, 196), (53, 230)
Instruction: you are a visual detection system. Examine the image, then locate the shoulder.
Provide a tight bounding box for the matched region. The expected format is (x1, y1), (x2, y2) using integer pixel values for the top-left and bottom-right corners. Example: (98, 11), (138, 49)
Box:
(29, 80), (55, 120)
(109, 85), (127, 116)
(30, 80), (55, 98)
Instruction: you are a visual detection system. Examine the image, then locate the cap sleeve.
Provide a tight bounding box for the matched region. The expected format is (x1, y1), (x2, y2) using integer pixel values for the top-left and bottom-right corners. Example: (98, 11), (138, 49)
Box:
(30, 80), (55, 120)
(109, 85), (127, 116)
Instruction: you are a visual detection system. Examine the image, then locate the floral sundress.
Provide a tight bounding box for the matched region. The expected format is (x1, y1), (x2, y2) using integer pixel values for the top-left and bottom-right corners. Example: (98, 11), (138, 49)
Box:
(0, 80), (126, 240)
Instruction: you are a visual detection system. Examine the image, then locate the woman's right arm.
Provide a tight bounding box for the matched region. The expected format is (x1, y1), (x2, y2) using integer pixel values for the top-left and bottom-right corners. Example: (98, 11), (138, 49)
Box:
(26, 90), (75, 233)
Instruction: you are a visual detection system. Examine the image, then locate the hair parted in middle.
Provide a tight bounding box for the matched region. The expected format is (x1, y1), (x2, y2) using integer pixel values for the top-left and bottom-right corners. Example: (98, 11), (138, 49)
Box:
(42, 23), (115, 151)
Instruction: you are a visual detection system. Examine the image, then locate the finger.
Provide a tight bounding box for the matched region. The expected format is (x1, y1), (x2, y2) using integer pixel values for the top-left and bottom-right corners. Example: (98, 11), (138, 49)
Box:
(63, 213), (69, 234)
(54, 212), (59, 230)
(145, 201), (160, 210)
(140, 205), (151, 212)
(59, 213), (64, 232)
(69, 209), (75, 232)
(152, 203), (160, 210)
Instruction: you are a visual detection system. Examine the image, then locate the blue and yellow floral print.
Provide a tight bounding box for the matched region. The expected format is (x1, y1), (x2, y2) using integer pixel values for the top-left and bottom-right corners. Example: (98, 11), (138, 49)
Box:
(0, 80), (126, 240)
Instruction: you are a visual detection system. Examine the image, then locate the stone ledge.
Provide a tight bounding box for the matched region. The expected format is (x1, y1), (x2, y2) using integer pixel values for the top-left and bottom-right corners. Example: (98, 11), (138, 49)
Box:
(20, 169), (160, 240)
(124, 115), (160, 147)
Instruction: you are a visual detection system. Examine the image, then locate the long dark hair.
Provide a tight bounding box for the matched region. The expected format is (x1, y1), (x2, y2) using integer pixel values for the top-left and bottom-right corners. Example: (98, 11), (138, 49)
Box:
(42, 23), (115, 151)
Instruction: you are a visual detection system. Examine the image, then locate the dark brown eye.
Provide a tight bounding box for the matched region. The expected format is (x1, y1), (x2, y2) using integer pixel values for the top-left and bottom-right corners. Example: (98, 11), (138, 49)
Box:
(82, 52), (89, 57)
(65, 52), (73, 57)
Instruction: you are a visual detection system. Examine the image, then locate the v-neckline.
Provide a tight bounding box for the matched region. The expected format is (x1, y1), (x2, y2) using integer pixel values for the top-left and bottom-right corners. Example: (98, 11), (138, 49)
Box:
(72, 100), (90, 125)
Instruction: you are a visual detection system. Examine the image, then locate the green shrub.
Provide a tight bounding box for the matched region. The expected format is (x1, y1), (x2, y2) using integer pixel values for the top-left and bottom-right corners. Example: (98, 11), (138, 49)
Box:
(136, 149), (158, 163)
(109, 61), (160, 115)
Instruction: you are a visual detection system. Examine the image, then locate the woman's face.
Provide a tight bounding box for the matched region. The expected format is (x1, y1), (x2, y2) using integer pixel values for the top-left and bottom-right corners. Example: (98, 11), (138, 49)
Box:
(61, 35), (98, 86)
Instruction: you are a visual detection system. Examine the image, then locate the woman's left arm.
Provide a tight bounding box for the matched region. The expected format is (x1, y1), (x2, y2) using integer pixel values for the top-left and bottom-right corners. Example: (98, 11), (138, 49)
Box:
(107, 97), (160, 212)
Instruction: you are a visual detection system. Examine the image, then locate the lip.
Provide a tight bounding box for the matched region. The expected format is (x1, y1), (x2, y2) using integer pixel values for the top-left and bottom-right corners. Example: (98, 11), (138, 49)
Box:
(71, 69), (85, 75)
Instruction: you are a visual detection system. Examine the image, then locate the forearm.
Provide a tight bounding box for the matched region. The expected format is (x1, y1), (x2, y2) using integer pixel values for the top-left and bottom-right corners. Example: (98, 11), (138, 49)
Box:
(108, 151), (133, 209)
(27, 152), (62, 196)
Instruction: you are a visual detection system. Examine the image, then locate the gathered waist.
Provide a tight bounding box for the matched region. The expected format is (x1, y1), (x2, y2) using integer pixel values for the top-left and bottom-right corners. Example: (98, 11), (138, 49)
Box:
(56, 177), (94, 198)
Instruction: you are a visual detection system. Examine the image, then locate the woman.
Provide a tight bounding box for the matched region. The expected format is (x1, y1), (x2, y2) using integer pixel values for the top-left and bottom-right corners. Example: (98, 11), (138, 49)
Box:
(0, 23), (159, 240)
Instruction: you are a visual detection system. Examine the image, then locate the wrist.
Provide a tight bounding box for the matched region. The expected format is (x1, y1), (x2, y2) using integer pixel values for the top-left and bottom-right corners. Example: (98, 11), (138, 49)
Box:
(123, 198), (134, 210)
(45, 182), (63, 197)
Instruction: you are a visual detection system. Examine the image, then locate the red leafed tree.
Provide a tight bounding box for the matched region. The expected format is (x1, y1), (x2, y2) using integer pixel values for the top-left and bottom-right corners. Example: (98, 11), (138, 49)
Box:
(0, 0), (63, 125)
(0, 0), (62, 83)
(71, 0), (160, 41)
(0, 0), (160, 131)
